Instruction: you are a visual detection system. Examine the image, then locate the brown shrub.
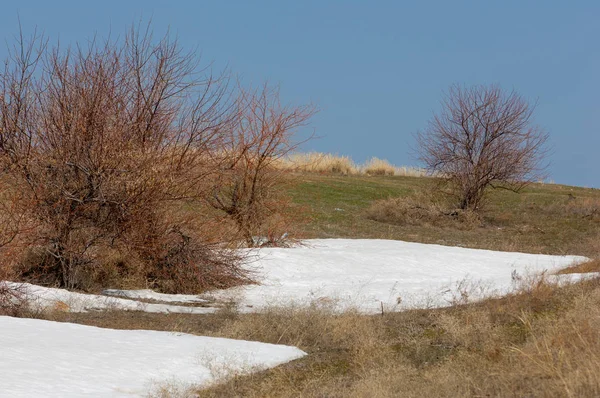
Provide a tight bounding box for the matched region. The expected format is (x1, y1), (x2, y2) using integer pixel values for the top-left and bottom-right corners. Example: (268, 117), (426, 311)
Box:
(0, 260), (27, 316)
(366, 191), (482, 230)
(207, 85), (315, 247)
(0, 25), (252, 292)
(0, 282), (29, 317)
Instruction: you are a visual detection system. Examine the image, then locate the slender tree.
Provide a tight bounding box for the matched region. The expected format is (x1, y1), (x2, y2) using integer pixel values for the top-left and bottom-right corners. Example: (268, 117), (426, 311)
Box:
(208, 84), (315, 246)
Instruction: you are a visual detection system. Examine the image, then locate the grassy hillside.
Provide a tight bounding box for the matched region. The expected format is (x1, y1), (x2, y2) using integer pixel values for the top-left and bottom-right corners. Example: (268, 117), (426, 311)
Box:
(7, 173), (600, 397)
(286, 174), (600, 257)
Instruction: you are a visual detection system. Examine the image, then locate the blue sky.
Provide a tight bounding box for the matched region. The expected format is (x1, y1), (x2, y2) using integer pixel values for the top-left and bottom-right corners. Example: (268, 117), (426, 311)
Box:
(1, 1), (598, 187)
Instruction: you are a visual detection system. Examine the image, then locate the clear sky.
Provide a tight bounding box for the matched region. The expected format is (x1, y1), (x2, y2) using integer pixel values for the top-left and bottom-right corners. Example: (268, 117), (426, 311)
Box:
(1, 1), (598, 187)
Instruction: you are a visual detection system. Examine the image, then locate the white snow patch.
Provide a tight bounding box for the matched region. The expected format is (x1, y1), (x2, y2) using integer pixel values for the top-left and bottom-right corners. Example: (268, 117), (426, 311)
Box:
(1, 316), (306, 397)
(101, 288), (210, 304)
(2, 239), (592, 315)
(207, 239), (589, 313)
(2, 282), (217, 314)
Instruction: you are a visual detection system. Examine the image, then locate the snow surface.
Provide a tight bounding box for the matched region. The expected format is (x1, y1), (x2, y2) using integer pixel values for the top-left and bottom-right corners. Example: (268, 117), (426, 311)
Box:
(0, 239), (593, 396)
(2, 239), (591, 315)
(207, 239), (589, 313)
(1, 316), (306, 397)
(4, 282), (217, 314)
(102, 288), (209, 304)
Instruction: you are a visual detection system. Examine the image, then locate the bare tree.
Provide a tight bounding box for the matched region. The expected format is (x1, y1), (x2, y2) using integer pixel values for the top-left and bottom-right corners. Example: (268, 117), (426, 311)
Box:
(0, 25), (250, 292)
(208, 84), (315, 246)
(417, 84), (549, 210)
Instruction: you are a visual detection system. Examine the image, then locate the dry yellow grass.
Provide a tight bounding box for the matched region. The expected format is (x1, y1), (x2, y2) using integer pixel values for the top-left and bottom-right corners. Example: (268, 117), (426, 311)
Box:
(277, 152), (427, 177)
(558, 259), (600, 274)
(192, 276), (600, 397)
(362, 157), (396, 176)
(277, 152), (359, 175)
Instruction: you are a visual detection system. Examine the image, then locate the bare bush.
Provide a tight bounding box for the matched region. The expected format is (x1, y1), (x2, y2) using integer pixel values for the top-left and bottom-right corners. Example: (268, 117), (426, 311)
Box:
(207, 85), (315, 246)
(0, 25), (251, 292)
(417, 84), (549, 210)
(366, 191), (482, 229)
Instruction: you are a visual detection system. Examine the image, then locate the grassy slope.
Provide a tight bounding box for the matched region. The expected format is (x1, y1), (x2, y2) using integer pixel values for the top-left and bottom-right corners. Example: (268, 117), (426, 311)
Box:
(286, 174), (600, 256)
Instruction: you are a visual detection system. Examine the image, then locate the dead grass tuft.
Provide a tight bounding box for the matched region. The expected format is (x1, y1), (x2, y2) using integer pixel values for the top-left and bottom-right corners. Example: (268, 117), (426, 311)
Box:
(365, 191), (482, 230)
(361, 157), (396, 176)
(278, 152), (359, 175)
(558, 259), (600, 275)
(277, 152), (428, 177)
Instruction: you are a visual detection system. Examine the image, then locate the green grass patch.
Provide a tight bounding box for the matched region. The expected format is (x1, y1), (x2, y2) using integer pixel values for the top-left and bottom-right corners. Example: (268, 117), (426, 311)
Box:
(285, 174), (600, 256)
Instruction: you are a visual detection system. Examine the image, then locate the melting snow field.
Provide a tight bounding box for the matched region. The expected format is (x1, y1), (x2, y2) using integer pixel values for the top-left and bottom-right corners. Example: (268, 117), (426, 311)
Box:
(4, 239), (591, 315)
(1, 239), (594, 396)
(1, 316), (306, 397)
(209, 239), (590, 312)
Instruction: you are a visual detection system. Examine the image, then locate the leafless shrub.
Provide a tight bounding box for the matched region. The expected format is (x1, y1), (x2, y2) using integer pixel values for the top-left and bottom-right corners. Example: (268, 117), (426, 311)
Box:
(0, 25), (251, 292)
(0, 266), (30, 316)
(565, 197), (600, 220)
(417, 84), (549, 210)
(207, 84), (315, 246)
(366, 191), (482, 229)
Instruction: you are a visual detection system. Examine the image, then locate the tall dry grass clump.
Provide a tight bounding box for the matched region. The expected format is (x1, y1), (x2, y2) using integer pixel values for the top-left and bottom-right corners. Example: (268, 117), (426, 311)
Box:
(0, 25), (312, 292)
(278, 152), (427, 177)
(278, 152), (358, 175)
(361, 157), (396, 176)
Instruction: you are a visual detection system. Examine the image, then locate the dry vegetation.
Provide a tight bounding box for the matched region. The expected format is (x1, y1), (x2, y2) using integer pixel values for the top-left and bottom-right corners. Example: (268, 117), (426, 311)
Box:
(279, 152), (358, 175)
(3, 171), (600, 397)
(277, 152), (428, 177)
(206, 85), (315, 247)
(365, 190), (483, 230)
(195, 278), (600, 397)
(26, 275), (600, 397)
(0, 26), (313, 294)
